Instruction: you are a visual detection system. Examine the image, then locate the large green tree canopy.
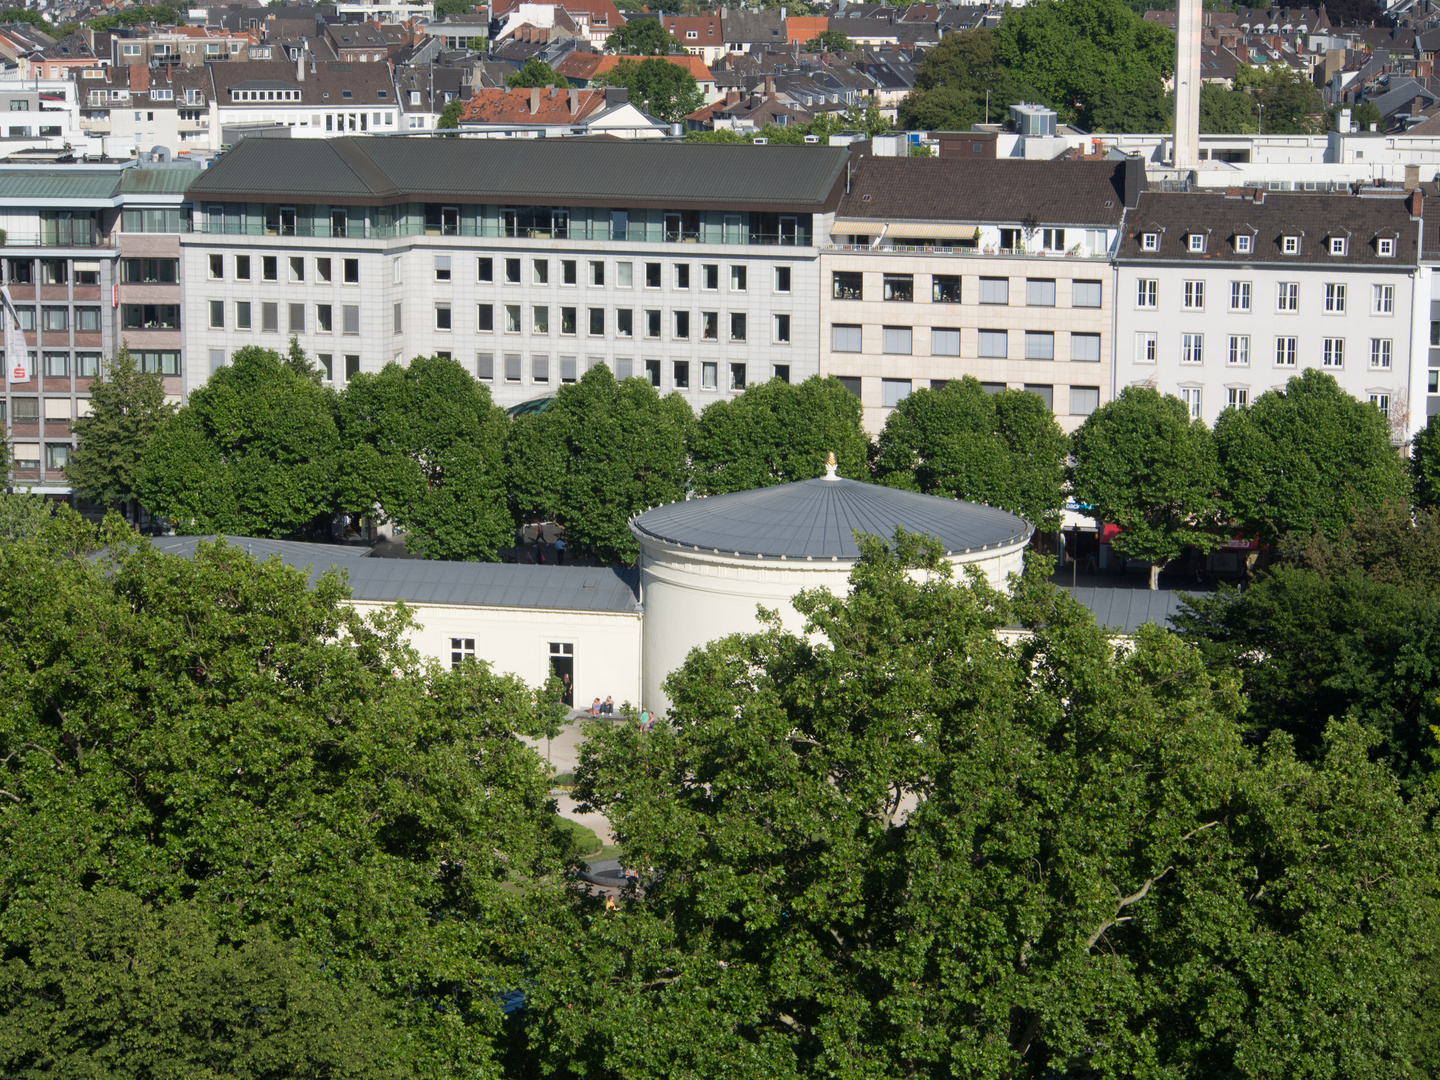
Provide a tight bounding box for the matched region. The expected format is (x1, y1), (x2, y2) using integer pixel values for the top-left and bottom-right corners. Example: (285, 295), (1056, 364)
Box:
(595, 57), (703, 124)
(65, 344), (173, 512)
(875, 377), (1068, 530)
(604, 15), (677, 54)
(898, 29), (1038, 131)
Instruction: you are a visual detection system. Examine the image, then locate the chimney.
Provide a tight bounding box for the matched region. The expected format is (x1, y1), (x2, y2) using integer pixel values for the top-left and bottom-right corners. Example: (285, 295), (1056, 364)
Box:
(1122, 155), (1145, 208)
(604, 86), (628, 106)
(726, 89), (739, 105)
(1415, 94), (1425, 114)
(764, 74), (774, 93)
(1406, 163), (1420, 189)
(1422, 60), (1434, 79)
(1409, 188), (1424, 219)
(568, 86), (578, 113)
(530, 86), (539, 112)
(1338, 106), (1351, 132)
(296, 45), (304, 80)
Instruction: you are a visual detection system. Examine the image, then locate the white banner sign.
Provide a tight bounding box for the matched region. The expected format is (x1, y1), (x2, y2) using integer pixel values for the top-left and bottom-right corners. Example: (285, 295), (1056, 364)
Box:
(1, 284), (30, 382)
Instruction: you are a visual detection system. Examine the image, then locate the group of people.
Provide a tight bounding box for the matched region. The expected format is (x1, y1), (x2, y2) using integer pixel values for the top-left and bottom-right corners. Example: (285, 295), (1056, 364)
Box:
(587, 697), (658, 731)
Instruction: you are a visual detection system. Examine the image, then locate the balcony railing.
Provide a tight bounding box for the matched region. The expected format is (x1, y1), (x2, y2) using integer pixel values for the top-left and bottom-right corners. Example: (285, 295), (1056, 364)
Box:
(196, 222), (811, 246)
(0, 234), (115, 248)
(823, 242), (1111, 259)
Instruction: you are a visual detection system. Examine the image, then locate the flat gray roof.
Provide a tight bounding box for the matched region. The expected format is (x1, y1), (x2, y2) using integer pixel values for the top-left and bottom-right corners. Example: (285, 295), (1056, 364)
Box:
(1063, 586), (1201, 634)
(144, 536), (641, 614)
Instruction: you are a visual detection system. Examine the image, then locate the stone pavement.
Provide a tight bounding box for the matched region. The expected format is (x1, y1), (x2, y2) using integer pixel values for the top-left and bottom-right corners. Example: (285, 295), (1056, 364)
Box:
(521, 715), (618, 846)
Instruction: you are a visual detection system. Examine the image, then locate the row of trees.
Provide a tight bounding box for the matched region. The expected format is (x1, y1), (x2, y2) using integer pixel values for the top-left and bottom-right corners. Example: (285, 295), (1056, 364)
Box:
(61, 344), (1437, 575)
(0, 506), (1437, 1076)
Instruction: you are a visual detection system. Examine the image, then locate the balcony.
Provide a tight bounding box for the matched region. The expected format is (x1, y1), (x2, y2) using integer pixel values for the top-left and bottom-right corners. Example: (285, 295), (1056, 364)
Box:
(822, 241), (1111, 260)
(0, 233), (115, 249)
(195, 222), (812, 247)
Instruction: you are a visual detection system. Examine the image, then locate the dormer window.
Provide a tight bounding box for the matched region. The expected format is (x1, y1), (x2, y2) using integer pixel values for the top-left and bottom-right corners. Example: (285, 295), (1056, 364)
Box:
(1188, 233), (1206, 253)
(1235, 233), (1253, 254)
(1141, 232), (1159, 251)
(1378, 236), (1395, 257)
(1282, 235), (1300, 254)
(1328, 237), (1347, 256)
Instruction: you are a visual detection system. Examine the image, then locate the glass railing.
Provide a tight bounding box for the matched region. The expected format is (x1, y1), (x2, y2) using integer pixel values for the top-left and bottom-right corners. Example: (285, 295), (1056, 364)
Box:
(195, 221), (812, 246)
(823, 242), (1111, 259)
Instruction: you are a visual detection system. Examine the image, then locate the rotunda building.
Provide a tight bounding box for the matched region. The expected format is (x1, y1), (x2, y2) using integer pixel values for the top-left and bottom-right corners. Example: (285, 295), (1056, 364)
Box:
(630, 463), (1032, 713)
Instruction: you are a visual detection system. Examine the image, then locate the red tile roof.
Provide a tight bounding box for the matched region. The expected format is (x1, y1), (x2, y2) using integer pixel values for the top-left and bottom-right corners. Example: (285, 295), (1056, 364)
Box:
(458, 85), (608, 125)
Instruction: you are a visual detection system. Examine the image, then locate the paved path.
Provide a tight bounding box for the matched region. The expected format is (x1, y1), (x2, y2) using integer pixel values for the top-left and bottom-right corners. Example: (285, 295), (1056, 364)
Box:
(522, 717), (619, 846)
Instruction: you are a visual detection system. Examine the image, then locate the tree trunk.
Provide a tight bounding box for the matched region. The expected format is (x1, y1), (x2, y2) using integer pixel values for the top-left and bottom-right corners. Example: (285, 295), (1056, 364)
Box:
(1149, 563), (1160, 590)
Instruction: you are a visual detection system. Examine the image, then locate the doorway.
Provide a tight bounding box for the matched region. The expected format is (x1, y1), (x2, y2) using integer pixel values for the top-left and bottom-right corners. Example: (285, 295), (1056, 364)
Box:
(548, 642), (574, 707)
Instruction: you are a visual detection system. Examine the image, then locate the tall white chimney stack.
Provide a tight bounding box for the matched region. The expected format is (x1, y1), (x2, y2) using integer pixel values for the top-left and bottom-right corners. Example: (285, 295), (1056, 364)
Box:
(1173, 0), (1202, 169)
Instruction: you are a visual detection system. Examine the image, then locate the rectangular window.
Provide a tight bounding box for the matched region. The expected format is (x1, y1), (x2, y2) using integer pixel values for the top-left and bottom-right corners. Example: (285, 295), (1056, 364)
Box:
(450, 637), (475, 670)
(562, 259), (577, 285)
(237, 301), (252, 330)
(881, 378), (911, 407)
(478, 304), (494, 333)
(316, 304), (332, 333)
(1024, 331), (1054, 360)
(730, 312), (747, 341)
(730, 362), (746, 390)
(505, 353), (522, 382)
(1142, 233), (1159, 251)
(774, 313), (790, 343)
(645, 309), (661, 338)
(589, 260), (605, 287)
(977, 329), (1008, 358)
(476, 352), (494, 380)
(1026, 278), (1056, 307)
(506, 305), (522, 334)
(1322, 337), (1344, 368)
(393, 303), (403, 334)
(931, 328), (961, 356)
(1071, 333), (1101, 362)
(208, 299), (225, 329)
(343, 259), (359, 284)
(832, 270), (862, 299)
(1283, 236), (1300, 255)
(1278, 282), (1298, 311)
(774, 266), (791, 293)
(1235, 234), (1253, 254)
(77, 353), (99, 377)
(287, 303), (304, 333)
(1378, 237), (1395, 257)
(1325, 283), (1346, 313)
(702, 264), (719, 291)
(561, 307), (577, 335)
(1276, 336), (1297, 366)
(1230, 281), (1251, 312)
(702, 361), (718, 390)
(1181, 333), (1204, 365)
(534, 259), (549, 285)
(675, 264), (690, 289)
(832, 324), (862, 352)
(588, 308), (604, 336)
(1183, 280), (1204, 310)
(1188, 233), (1206, 253)
(883, 273), (914, 302)
(289, 256), (305, 283)
(617, 309), (634, 338)
(561, 356), (577, 383)
(881, 326), (912, 354)
(75, 307), (100, 332)
(730, 265), (747, 292)
(533, 355), (550, 383)
(1329, 237), (1347, 256)
(1180, 386), (1202, 419)
(316, 258), (331, 283)
(12, 397), (38, 420)
(1370, 338), (1392, 369)
(617, 262), (633, 289)
(343, 305), (360, 335)
(1073, 279), (1102, 308)
(645, 262), (661, 288)
(345, 356), (360, 382)
(263, 256), (277, 282)
(533, 306), (549, 334)
(40, 259), (66, 286)
(1137, 279), (1157, 308)
(1228, 335), (1250, 366)
(642, 358), (660, 387)
(673, 360), (689, 388)
(46, 444), (70, 470)
(1370, 393), (1390, 416)
(1373, 284), (1394, 314)
(1135, 332), (1157, 364)
(436, 304), (452, 331)
(1070, 386), (1100, 415)
(505, 258), (521, 285)
(1025, 384), (1054, 411)
(933, 274), (961, 303)
(478, 257), (493, 283)
(434, 255), (452, 282)
(261, 302), (279, 332)
(209, 253), (224, 279)
(1228, 387), (1249, 408)
(702, 312), (718, 341)
(979, 277), (1009, 305)
(43, 353), (68, 377)
(39, 307), (65, 333)
(121, 304), (179, 330)
(674, 311), (690, 339)
(6, 259), (31, 285)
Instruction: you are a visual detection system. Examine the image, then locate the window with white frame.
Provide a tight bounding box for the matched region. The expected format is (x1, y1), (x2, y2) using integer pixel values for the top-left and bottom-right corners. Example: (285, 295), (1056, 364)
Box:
(1370, 338), (1392, 369)
(1276, 336), (1297, 366)
(1283, 235), (1300, 254)
(1180, 386), (1202, 418)
(450, 637), (475, 669)
(1228, 335), (1250, 366)
(1141, 232), (1159, 251)
(1377, 237), (1395, 257)
(1188, 232), (1206, 253)
(1135, 332), (1157, 364)
(1137, 278), (1157, 308)
(1370, 393), (1390, 416)
(1235, 233), (1253, 254)
(1277, 282), (1298, 311)
(1181, 333), (1204, 364)
(1183, 280), (1204, 309)
(1230, 281), (1251, 311)
(1372, 284), (1394, 314)
(1228, 386), (1249, 408)
(1324, 283), (1346, 313)
(1328, 236), (1347, 256)
(1322, 337), (1345, 368)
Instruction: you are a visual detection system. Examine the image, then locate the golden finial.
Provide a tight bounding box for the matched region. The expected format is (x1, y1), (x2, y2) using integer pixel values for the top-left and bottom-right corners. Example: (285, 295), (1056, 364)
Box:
(824, 451), (838, 480)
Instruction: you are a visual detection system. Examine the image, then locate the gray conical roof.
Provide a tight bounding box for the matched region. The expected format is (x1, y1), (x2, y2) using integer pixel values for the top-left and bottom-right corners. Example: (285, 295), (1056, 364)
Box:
(632, 478), (1031, 560)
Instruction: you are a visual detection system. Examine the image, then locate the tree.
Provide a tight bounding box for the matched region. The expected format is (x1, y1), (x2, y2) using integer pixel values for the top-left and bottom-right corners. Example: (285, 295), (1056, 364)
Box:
(437, 97), (465, 132)
(523, 536), (1440, 1078)
(0, 7), (49, 29)
(804, 28), (853, 51)
(432, 0), (476, 15)
(1235, 62), (1323, 133)
(65, 345), (174, 517)
(0, 532), (572, 1075)
(604, 16), (677, 55)
(505, 56), (565, 88)
(595, 57), (703, 124)
(1200, 81), (1257, 133)
(1214, 369), (1410, 547)
(1413, 414), (1440, 510)
(1070, 385), (1220, 588)
(283, 334), (321, 383)
(1281, 500), (1440, 595)
(136, 345), (341, 538)
(992, 0), (1174, 126)
(0, 891), (399, 1079)
(503, 364), (692, 563)
(1351, 98), (1383, 130)
(688, 376), (871, 496)
(1081, 75), (1172, 132)
(875, 377), (1067, 530)
(338, 355), (513, 560)
(899, 28), (1035, 131)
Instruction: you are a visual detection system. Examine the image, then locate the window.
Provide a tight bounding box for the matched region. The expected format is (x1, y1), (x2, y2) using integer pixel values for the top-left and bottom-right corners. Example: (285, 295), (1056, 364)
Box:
(343, 305), (360, 335)
(775, 266), (791, 293)
(1073, 280), (1102, 308)
(617, 262), (633, 288)
(730, 362), (746, 391)
(1026, 278), (1056, 307)
(832, 324), (862, 352)
(534, 355), (550, 383)
(1370, 338), (1392, 369)
(42, 306), (68, 332)
(1324, 283), (1346, 313)
(1183, 281), (1204, 310)
(730, 312), (747, 341)
(345, 356), (360, 382)
(1370, 393), (1390, 416)
(1276, 336), (1297, 366)
(588, 308), (604, 336)
(316, 258), (331, 283)
(1235, 233), (1253, 254)
(1372, 284), (1394, 314)
(1071, 333), (1101, 362)
(977, 329), (1008, 358)
(933, 274), (961, 303)
(477, 304), (493, 333)
(1378, 237), (1395, 257)
(1141, 232), (1159, 251)
(434, 255), (451, 282)
(1228, 387), (1249, 408)
(882, 326), (912, 354)
(1328, 236), (1347, 256)
(1228, 335), (1250, 366)
(121, 304), (179, 330)
(932, 328), (961, 356)
(77, 353), (99, 377)
(533, 306), (549, 334)
(617, 309), (634, 338)
(534, 259), (549, 286)
(46, 444), (70, 470)
(702, 312), (718, 341)
(1024, 331), (1054, 360)
(450, 637), (475, 670)
(1188, 233), (1206, 253)
(729, 265), (747, 292)
(11, 397), (37, 420)
(561, 307), (577, 336)
(1281, 235), (1301, 255)
(560, 356), (577, 384)
(289, 256), (305, 283)
(1181, 333), (1204, 365)
(260, 302), (279, 333)
(1025, 384), (1054, 411)
(702, 264), (719, 291)
(40, 259), (66, 286)
(343, 258), (359, 284)
(505, 258), (521, 285)
(122, 258), (177, 284)
(6, 259), (31, 285)
(505, 305), (522, 334)
(589, 261), (605, 287)
(562, 260), (577, 285)
(881, 378), (911, 407)
(1070, 386), (1100, 416)
(432, 304), (450, 331)
(645, 262), (661, 288)
(674, 311), (690, 339)
(642, 358), (659, 387)
(1322, 337), (1345, 368)
(1135, 332), (1157, 364)
(1137, 279), (1157, 308)
(1180, 386), (1202, 419)
(1230, 281), (1251, 312)
(832, 271), (862, 299)
(209, 253), (223, 279)
(262, 256), (278, 282)
(674, 264), (690, 290)
(883, 273), (914, 302)
(13, 305), (32, 331)
(43, 353), (68, 377)
(1277, 282), (1298, 311)
(774, 314), (791, 343)
(315, 304), (332, 333)
(645, 309), (661, 338)
(673, 360), (689, 388)
(209, 300), (224, 329)
(702, 361), (718, 390)
(478, 257), (493, 283)
(75, 307), (100, 332)
(504, 354), (522, 382)
(979, 277), (1009, 305)
(236, 302), (252, 330)
(473, 352), (492, 381)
